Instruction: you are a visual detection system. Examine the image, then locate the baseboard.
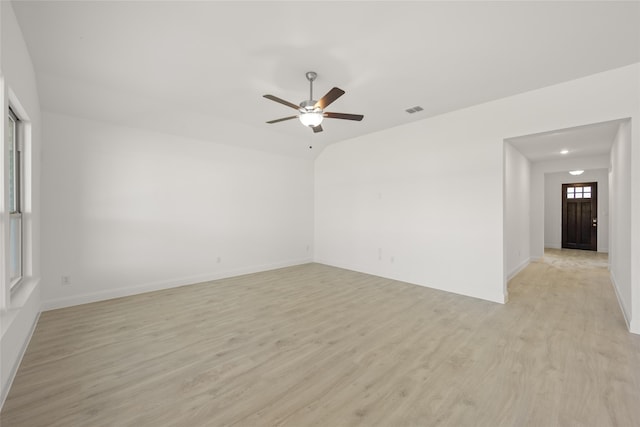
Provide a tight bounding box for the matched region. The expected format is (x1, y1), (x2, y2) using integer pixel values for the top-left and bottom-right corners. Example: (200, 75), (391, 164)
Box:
(546, 245), (608, 254)
(609, 271), (631, 330)
(0, 311), (40, 411)
(631, 318), (640, 336)
(314, 258), (507, 304)
(507, 258), (530, 281)
(41, 258), (313, 311)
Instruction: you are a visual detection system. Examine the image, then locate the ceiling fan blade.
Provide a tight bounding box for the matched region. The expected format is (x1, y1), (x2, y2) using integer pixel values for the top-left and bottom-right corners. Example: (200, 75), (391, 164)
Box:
(266, 115), (298, 124)
(263, 94), (300, 110)
(312, 124), (323, 133)
(324, 112), (364, 121)
(314, 87), (345, 110)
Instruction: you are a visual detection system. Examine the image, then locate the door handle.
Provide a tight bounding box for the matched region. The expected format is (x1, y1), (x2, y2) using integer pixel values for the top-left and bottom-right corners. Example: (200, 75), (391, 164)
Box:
(592, 218), (598, 227)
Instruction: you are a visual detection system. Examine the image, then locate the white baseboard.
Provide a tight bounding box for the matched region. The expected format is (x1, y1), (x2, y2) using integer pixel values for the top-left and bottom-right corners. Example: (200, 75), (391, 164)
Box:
(41, 258), (312, 311)
(314, 258), (507, 304)
(631, 318), (640, 336)
(507, 258), (530, 281)
(0, 311), (40, 411)
(546, 244), (609, 254)
(609, 271), (631, 330)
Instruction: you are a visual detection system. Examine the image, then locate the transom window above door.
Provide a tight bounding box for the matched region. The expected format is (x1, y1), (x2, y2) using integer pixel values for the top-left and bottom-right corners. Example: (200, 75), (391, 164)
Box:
(567, 185), (592, 199)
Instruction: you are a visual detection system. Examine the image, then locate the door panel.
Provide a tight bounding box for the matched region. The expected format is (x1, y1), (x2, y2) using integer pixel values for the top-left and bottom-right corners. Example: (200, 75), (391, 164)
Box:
(562, 182), (597, 251)
(566, 203), (577, 243)
(579, 201), (592, 245)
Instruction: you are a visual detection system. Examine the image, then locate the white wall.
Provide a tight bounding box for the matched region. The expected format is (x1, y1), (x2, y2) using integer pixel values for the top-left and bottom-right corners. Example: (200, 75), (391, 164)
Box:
(315, 63), (639, 306)
(543, 166), (609, 252)
(631, 67), (640, 335)
(610, 121), (632, 327)
(504, 142), (530, 284)
(41, 113), (314, 309)
(315, 115), (506, 303)
(0, 1), (42, 407)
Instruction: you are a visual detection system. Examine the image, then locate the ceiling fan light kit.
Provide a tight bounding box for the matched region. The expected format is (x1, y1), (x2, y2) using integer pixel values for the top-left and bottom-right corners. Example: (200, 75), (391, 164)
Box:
(263, 71), (363, 133)
(299, 111), (323, 127)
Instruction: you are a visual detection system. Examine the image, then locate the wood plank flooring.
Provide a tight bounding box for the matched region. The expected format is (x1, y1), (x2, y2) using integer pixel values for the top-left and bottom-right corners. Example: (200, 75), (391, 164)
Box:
(2, 249), (639, 426)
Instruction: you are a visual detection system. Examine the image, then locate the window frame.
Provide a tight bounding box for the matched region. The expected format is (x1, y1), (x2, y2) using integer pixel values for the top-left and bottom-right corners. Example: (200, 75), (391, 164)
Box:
(8, 107), (23, 290)
(565, 183), (592, 200)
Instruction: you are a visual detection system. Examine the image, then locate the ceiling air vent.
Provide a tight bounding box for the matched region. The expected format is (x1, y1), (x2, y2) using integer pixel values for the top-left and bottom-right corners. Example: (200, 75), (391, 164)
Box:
(405, 106), (424, 114)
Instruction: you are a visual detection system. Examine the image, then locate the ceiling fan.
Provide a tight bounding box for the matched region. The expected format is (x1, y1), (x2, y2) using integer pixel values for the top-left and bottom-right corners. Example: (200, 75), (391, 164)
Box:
(263, 71), (364, 133)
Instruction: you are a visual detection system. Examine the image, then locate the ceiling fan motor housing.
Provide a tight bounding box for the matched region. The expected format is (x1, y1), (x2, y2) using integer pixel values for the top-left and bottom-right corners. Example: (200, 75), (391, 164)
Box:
(299, 99), (320, 111)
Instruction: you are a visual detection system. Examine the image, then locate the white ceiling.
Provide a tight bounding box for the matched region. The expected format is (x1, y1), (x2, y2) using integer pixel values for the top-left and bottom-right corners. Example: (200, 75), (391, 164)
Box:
(507, 119), (623, 163)
(11, 1), (640, 158)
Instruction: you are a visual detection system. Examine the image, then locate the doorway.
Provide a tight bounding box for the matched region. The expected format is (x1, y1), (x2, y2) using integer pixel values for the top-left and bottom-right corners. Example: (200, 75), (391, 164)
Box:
(562, 182), (597, 251)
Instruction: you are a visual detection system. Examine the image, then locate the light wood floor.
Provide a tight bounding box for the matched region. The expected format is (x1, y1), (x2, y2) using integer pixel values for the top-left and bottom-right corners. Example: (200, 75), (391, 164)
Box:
(2, 249), (639, 426)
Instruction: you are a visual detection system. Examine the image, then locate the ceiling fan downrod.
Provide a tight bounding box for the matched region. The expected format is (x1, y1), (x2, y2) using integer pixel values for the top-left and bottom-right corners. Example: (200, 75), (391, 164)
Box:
(306, 71), (317, 103)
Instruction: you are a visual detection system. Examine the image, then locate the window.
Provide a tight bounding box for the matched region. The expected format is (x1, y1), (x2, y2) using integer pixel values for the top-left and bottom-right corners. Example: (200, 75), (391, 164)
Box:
(8, 108), (23, 289)
(566, 185), (591, 200)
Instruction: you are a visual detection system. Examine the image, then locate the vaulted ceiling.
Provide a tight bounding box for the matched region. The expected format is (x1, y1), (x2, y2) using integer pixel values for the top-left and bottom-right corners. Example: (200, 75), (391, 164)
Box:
(12, 1), (640, 158)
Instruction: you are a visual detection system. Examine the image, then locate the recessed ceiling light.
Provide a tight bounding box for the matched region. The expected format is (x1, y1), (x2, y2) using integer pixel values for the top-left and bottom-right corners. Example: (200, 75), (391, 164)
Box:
(560, 149), (569, 155)
(569, 170), (584, 176)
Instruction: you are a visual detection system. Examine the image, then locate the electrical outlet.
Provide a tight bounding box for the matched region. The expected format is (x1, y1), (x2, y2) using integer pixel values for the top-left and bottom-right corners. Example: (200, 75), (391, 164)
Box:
(217, 257), (222, 264)
(61, 276), (71, 286)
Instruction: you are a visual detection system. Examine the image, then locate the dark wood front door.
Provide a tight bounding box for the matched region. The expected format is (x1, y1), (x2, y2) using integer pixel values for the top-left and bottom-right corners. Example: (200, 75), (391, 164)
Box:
(562, 182), (597, 251)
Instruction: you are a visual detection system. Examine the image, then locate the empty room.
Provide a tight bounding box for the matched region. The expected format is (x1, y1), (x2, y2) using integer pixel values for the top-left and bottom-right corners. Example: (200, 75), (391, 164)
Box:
(1, 1), (640, 426)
